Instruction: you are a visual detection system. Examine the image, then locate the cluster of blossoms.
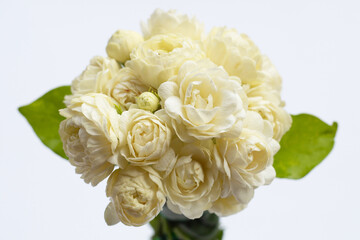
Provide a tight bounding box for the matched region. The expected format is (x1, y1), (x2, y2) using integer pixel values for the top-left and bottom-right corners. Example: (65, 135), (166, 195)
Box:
(59, 9), (291, 226)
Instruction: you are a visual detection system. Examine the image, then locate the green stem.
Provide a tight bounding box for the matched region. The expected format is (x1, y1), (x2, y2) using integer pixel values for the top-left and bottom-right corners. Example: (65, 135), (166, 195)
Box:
(150, 206), (223, 240)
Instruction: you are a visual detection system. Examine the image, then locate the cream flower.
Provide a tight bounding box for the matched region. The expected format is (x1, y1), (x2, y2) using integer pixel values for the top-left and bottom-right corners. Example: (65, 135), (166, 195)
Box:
(209, 195), (247, 217)
(142, 9), (205, 41)
(205, 27), (261, 85)
(105, 166), (166, 226)
(59, 93), (125, 186)
(259, 55), (283, 93)
(246, 84), (292, 141)
(106, 30), (144, 63)
(158, 60), (247, 143)
(164, 143), (221, 219)
(65, 56), (120, 105)
(126, 34), (205, 89)
(105, 67), (148, 110)
(205, 28), (282, 89)
(71, 56), (120, 95)
(120, 109), (172, 166)
(213, 111), (279, 204)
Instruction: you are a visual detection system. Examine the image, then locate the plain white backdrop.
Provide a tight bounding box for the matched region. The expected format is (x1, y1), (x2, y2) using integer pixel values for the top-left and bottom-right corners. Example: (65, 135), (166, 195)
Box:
(1, 0), (359, 239)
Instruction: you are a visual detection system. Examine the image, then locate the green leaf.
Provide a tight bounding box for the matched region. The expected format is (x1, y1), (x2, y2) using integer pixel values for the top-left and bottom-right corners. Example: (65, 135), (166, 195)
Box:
(150, 215), (162, 235)
(18, 86), (71, 159)
(115, 104), (123, 115)
(274, 114), (338, 179)
(216, 230), (224, 240)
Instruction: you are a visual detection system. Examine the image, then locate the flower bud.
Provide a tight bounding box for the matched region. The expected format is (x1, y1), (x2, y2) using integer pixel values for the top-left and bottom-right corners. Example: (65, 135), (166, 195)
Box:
(106, 30), (144, 63)
(136, 92), (160, 112)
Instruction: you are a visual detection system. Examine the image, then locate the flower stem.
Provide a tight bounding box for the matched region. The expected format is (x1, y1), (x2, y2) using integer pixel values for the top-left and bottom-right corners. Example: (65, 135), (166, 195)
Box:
(150, 206), (223, 240)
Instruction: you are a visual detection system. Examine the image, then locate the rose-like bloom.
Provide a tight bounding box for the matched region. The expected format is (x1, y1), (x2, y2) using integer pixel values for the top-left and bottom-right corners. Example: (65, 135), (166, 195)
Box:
(59, 93), (125, 186)
(120, 109), (172, 165)
(213, 111), (279, 205)
(164, 143), (221, 219)
(205, 27), (283, 91)
(209, 195), (247, 217)
(126, 34), (205, 89)
(246, 84), (292, 141)
(205, 27), (261, 85)
(259, 55), (282, 93)
(158, 59), (247, 143)
(106, 30), (144, 63)
(71, 56), (120, 95)
(105, 67), (148, 110)
(65, 56), (120, 105)
(142, 9), (204, 41)
(104, 166), (166, 226)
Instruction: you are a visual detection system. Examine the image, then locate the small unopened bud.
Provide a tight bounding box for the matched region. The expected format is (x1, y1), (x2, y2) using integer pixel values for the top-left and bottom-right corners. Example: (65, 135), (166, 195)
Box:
(106, 30), (144, 63)
(136, 92), (160, 112)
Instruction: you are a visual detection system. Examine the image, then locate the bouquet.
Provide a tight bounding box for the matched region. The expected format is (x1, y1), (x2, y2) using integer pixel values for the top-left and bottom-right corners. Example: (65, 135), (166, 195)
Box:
(19, 9), (337, 239)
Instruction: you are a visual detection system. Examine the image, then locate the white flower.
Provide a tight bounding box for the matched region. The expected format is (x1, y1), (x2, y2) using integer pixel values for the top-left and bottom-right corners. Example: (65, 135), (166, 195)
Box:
(126, 34), (205, 89)
(59, 93), (125, 186)
(209, 195), (247, 217)
(142, 9), (204, 41)
(105, 67), (148, 110)
(106, 30), (144, 63)
(71, 56), (120, 95)
(66, 56), (120, 105)
(259, 55), (283, 93)
(104, 166), (166, 226)
(246, 84), (292, 141)
(158, 59), (247, 143)
(205, 27), (261, 85)
(164, 143), (221, 219)
(205, 27), (286, 93)
(120, 109), (172, 166)
(213, 111), (279, 204)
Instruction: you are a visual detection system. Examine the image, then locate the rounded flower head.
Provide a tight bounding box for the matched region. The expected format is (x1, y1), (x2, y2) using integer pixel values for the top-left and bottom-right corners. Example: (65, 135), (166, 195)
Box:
(164, 143), (221, 219)
(120, 109), (172, 166)
(59, 93), (125, 186)
(66, 56), (120, 105)
(205, 27), (261, 85)
(210, 195), (247, 217)
(259, 55), (283, 93)
(246, 84), (292, 141)
(142, 9), (205, 41)
(105, 166), (166, 226)
(105, 67), (148, 110)
(71, 56), (120, 95)
(106, 30), (144, 63)
(158, 59), (247, 143)
(126, 34), (205, 89)
(205, 27), (284, 92)
(213, 111), (279, 204)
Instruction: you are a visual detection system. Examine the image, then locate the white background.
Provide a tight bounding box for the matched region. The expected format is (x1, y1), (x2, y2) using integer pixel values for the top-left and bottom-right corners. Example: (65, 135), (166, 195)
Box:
(1, 0), (359, 239)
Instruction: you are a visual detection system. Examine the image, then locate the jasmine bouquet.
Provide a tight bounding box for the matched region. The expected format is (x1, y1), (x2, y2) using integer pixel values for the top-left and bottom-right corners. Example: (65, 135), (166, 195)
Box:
(19, 9), (337, 239)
